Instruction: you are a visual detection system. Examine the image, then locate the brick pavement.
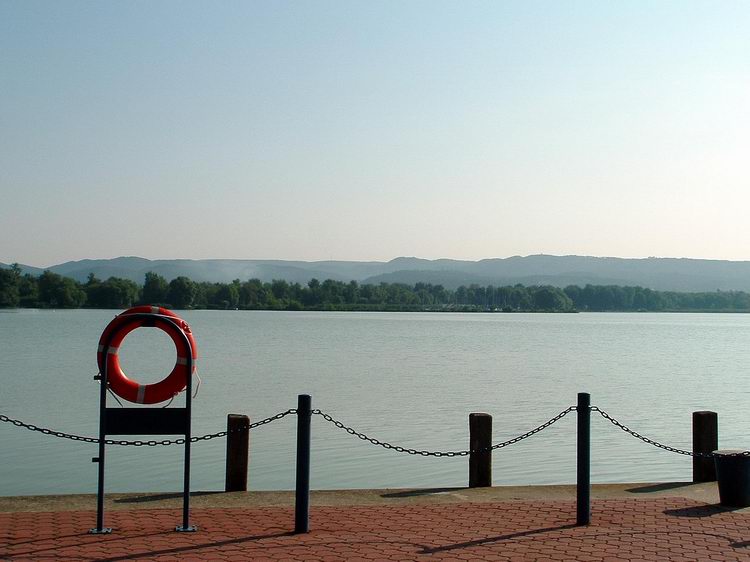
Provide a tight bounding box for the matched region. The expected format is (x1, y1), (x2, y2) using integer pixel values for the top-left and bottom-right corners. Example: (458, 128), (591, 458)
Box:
(1, 498), (749, 561)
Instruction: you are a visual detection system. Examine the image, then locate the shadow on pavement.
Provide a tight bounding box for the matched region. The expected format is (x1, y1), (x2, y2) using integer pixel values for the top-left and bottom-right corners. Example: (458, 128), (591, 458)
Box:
(381, 488), (461, 498)
(420, 523), (578, 554)
(114, 491), (221, 504)
(664, 504), (740, 518)
(97, 531), (296, 561)
(626, 482), (694, 494)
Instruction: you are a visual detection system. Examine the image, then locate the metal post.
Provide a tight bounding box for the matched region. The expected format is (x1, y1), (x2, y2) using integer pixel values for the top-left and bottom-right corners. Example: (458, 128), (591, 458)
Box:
(295, 394), (312, 534)
(576, 392), (590, 526)
(90, 330), (113, 534)
(225, 414), (250, 492)
(469, 413), (492, 487)
(693, 411), (718, 483)
(176, 345), (197, 532)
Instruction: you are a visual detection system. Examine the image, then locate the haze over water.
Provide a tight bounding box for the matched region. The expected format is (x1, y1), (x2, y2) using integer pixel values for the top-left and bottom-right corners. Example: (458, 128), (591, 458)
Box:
(2, 309), (749, 496)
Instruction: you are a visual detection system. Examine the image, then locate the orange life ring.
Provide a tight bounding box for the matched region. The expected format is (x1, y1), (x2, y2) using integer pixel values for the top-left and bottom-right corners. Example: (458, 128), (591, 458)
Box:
(97, 306), (198, 404)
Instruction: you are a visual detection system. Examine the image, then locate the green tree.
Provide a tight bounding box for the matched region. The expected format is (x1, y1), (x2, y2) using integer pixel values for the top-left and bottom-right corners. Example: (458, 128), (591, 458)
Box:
(213, 283), (240, 309)
(37, 270), (86, 308)
(532, 286), (573, 311)
(0, 264), (21, 307)
(142, 272), (169, 304)
(86, 277), (140, 308)
(271, 279), (290, 301)
(18, 273), (39, 307)
(239, 278), (264, 308)
(303, 278), (322, 307)
(167, 276), (197, 308)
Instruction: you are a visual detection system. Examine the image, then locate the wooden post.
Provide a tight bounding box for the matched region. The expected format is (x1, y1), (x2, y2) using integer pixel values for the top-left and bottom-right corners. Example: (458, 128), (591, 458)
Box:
(225, 414), (249, 492)
(469, 413), (492, 487)
(693, 411), (718, 483)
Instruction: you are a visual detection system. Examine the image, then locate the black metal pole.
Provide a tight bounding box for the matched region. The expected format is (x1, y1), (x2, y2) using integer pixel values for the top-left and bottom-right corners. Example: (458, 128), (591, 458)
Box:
(576, 392), (591, 526)
(90, 329), (112, 534)
(176, 325), (196, 532)
(295, 394), (312, 534)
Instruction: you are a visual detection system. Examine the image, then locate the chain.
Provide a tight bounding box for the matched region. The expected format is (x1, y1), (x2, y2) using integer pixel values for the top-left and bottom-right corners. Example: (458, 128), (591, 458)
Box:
(590, 406), (749, 458)
(186, 409), (297, 445)
(10, 405), (743, 458)
(0, 409), (296, 446)
(0, 414), (100, 444)
(486, 406), (577, 452)
(311, 406), (576, 457)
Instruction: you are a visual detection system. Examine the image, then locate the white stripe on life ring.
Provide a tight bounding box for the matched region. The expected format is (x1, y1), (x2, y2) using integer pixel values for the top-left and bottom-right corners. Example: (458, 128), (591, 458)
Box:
(107, 346), (119, 355)
(150, 306), (160, 314)
(177, 356), (197, 372)
(136, 385), (146, 403)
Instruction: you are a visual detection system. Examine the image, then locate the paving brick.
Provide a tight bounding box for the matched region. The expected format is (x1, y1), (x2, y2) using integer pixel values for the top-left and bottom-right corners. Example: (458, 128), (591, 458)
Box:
(1, 498), (749, 560)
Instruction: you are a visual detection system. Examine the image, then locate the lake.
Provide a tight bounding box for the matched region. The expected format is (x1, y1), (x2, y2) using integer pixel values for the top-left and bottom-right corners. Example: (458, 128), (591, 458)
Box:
(1, 309), (749, 497)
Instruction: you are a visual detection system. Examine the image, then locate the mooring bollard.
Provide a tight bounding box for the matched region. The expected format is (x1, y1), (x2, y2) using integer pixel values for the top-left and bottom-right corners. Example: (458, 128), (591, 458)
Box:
(225, 414), (250, 492)
(469, 413), (492, 487)
(295, 394), (312, 534)
(713, 450), (750, 507)
(576, 392), (590, 526)
(693, 411), (718, 483)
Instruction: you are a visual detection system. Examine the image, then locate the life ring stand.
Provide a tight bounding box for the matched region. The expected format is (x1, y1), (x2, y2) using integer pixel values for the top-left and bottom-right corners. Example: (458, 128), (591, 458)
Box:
(97, 306), (198, 405)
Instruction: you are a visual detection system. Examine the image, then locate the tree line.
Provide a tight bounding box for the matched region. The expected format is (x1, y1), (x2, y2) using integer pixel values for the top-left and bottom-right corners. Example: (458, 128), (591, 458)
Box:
(1, 264), (750, 312)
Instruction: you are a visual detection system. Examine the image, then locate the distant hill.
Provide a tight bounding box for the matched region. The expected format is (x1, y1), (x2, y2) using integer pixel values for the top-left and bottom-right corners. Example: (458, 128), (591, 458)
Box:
(3, 254), (750, 292)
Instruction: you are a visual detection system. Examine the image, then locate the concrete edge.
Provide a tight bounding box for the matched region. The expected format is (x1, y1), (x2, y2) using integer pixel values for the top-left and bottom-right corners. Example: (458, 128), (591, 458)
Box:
(0, 482), (726, 512)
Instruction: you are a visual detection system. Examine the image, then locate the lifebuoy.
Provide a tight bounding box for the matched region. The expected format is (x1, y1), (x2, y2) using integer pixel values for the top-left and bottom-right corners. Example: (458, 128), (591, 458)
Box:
(97, 306), (198, 404)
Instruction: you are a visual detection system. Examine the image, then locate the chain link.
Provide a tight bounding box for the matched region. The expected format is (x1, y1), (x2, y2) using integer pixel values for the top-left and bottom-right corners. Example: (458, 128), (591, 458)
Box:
(590, 406), (750, 458)
(0, 409), (296, 446)
(9, 405), (744, 458)
(311, 407), (576, 457)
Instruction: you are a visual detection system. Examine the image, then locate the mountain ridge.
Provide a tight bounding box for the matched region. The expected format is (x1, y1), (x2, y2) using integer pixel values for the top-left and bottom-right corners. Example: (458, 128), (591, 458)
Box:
(3, 254), (750, 292)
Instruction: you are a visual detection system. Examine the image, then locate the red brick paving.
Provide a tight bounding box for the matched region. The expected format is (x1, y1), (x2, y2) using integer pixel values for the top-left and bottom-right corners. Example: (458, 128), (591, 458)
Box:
(1, 498), (749, 561)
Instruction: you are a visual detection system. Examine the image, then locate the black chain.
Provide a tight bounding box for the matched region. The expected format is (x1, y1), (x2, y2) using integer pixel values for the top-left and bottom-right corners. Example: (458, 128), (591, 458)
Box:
(10, 405), (743, 458)
(0, 410), (296, 446)
(311, 406), (576, 457)
(590, 406), (750, 458)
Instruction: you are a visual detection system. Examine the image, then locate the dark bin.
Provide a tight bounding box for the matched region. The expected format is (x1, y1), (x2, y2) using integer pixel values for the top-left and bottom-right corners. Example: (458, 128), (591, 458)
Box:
(713, 450), (750, 507)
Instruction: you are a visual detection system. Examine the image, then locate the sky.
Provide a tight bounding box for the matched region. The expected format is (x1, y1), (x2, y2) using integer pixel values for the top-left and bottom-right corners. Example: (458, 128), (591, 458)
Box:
(1, 1), (749, 267)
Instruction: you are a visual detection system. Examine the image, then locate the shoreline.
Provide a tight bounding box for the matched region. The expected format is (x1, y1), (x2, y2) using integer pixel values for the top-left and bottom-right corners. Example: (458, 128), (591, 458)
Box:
(0, 481), (730, 513)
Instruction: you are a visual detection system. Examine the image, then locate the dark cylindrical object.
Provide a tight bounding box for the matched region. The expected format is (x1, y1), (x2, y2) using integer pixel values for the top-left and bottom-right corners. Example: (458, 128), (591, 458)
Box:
(225, 414), (250, 492)
(94, 342), (109, 533)
(693, 411), (718, 483)
(576, 392), (590, 526)
(714, 450), (750, 507)
(181, 348), (195, 531)
(295, 394), (312, 534)
(469, 413), (492, 487)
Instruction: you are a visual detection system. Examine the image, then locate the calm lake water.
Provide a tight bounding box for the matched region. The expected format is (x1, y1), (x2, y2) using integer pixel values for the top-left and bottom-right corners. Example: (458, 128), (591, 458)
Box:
(1, 309), (749, 496)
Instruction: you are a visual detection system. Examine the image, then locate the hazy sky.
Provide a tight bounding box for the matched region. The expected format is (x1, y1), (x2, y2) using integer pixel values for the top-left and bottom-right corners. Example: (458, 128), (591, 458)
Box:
(1, 1), (748, 267)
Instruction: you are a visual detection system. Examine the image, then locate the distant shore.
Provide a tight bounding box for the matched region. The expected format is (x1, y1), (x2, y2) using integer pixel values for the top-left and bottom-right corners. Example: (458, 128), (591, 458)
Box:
(3, 267), (750, 312)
